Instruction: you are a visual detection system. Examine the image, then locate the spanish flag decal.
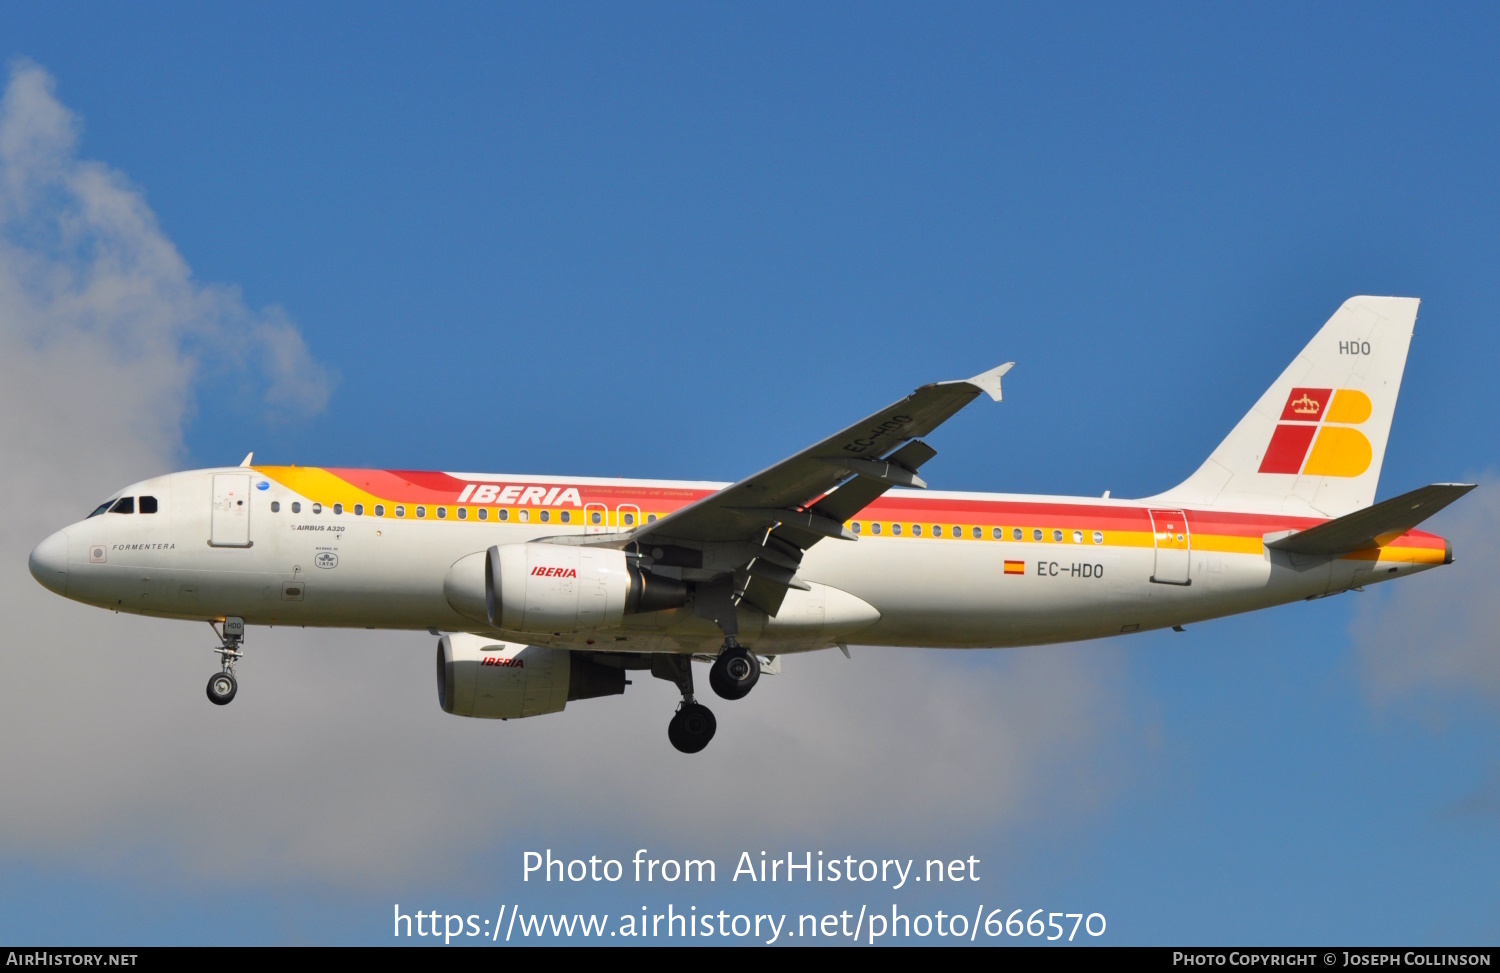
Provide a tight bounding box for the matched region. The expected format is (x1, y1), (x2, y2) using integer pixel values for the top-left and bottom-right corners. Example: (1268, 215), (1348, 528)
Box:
(1004, 560), (1026, 575)
(1258, 388), (1373, 477)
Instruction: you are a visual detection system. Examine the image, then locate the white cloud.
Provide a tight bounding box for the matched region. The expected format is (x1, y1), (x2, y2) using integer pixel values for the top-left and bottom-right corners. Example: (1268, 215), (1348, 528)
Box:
(0, 60), (1137, 889)
(1350, 475), (1500, 711)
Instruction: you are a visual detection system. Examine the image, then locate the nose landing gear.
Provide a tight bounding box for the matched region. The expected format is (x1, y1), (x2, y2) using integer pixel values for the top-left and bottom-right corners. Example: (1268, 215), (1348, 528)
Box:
(206, 616), (244, 707)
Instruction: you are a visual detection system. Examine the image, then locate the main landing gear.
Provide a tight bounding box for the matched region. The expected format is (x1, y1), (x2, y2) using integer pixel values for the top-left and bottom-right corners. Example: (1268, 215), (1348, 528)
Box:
(709, 637), (760, 700)
(651, 654), (716, 754)
(650, 636), (765, 754)
(206, 616), (245, 707)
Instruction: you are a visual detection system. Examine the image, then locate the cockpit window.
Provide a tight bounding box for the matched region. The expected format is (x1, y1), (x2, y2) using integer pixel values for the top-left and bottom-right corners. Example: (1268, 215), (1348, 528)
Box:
(139, 496), (158, 514)
(88, 501), (113, 518)
(109, 497), (135, 514)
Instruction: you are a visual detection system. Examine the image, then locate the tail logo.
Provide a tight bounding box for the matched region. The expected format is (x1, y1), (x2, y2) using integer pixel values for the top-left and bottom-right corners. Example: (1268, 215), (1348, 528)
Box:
(1259, 387), (1373, 477)
(1289, 392), (1321, 416)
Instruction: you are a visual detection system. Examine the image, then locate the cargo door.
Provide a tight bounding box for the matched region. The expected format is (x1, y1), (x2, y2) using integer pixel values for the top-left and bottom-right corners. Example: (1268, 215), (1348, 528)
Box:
(1148, 508), (1191, 585)
(210, 473), (252, 547)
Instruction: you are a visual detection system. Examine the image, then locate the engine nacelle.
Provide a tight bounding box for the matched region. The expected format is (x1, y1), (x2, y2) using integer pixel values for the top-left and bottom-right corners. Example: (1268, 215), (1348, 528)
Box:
(435, 632), (626, 719)
(443, 543), (687, 635)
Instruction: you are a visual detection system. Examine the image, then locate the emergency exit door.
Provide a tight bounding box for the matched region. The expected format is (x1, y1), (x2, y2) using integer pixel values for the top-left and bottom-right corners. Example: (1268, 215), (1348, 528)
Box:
(210, 473), (252, 547)
(1148, 508), (1191, 585)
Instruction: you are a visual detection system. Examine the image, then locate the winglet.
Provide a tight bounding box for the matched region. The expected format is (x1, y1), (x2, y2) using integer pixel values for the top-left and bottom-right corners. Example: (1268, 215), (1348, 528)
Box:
(239, 451), (254, 468)
(946, 362), (1014, 402)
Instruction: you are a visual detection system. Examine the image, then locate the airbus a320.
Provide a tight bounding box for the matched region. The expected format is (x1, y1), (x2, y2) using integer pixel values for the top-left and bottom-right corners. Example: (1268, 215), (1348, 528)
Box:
(29, 297), (1471, 753)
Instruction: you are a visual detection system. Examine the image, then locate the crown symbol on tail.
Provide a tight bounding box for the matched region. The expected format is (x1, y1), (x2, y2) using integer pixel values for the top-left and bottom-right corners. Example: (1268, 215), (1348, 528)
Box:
(1291, 393), (1320, 415)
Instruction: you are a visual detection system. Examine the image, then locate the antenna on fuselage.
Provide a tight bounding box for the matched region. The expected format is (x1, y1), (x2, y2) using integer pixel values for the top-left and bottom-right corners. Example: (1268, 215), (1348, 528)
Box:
(239, 452), (254, 468)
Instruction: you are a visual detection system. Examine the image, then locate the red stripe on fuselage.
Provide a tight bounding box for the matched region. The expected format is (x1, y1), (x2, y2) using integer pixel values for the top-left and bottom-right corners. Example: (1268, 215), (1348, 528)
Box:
(305, 468), (1445, 550)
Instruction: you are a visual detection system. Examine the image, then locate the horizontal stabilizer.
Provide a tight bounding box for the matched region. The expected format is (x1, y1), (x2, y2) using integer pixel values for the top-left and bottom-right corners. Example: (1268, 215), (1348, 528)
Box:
(1267, 483), (1476, 555)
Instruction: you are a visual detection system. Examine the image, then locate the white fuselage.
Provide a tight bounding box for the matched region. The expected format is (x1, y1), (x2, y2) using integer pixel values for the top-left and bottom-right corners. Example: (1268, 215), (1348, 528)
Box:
(30, 467), (1446, 656)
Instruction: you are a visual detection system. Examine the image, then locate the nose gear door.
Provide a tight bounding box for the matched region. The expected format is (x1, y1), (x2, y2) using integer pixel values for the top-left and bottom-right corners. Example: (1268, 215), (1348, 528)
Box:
(210, 473), (253, 547)
(1148, 508), (1191, 585)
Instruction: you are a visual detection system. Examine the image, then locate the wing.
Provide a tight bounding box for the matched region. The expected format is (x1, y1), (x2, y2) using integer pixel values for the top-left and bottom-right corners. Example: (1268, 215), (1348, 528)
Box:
(605, 363), (1013, 616)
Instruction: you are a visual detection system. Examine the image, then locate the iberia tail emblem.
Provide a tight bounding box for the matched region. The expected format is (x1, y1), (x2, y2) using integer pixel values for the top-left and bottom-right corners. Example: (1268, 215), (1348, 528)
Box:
(1258, 387), (1372, 477)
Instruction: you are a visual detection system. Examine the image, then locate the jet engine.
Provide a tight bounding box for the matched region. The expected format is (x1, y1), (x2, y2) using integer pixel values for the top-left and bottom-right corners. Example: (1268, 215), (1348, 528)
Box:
(443, 544), (687, 635)
(435, 632), (627, 719)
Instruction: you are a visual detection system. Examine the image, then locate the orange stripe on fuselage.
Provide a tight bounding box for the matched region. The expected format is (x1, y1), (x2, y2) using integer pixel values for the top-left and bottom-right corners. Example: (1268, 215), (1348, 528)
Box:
(248, 466), (1448, 560)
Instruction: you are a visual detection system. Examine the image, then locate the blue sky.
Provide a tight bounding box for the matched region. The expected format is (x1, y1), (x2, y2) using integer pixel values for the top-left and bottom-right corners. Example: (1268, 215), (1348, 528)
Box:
(1, 2), (1498, 945)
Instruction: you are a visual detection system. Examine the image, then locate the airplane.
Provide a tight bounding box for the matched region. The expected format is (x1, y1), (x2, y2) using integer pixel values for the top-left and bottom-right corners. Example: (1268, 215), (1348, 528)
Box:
(27, 296), (1473, 753)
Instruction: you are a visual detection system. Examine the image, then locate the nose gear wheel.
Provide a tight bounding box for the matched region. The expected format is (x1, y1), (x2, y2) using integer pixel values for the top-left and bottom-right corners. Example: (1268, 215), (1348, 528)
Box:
(206, 616), (245, 707)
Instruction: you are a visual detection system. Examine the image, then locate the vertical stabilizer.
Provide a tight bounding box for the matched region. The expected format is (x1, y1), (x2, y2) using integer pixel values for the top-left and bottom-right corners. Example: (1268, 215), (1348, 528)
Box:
(1146, 296), (1418, 518)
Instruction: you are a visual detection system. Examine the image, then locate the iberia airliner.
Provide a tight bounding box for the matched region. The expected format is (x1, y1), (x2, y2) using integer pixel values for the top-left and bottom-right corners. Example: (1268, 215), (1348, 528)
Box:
(27, 297), (1472, 752)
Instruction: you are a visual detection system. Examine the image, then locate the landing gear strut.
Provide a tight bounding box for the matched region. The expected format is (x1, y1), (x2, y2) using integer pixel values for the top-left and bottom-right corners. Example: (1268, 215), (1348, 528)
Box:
(206, 616), (244, 707)
(709, 637), (760, 700)
(651, 654), (716, 754)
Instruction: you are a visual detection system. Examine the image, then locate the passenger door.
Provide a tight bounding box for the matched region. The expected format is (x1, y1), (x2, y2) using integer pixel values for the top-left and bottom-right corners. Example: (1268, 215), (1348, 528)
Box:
(210, 473), (252, 547)
(1148, 508), (1191, 585)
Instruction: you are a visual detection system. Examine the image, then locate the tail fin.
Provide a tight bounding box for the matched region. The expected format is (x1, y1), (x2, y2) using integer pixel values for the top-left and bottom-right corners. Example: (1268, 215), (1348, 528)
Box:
(1147, 296), (1418, 518)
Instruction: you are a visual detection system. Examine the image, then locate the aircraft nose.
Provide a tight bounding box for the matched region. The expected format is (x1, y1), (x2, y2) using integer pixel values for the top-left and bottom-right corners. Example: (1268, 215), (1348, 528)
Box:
(28, 530), (69, 595)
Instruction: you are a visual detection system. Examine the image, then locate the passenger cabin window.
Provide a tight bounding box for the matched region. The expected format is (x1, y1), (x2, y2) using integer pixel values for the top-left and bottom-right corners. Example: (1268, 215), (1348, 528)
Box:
(291, 502), (302, 513)
(1073, 530), (1083, 544)
(1093, 531), (1104, 545)
(539, 510), (550, 523)
(912, 524), (922, 536)
(416, 506), (426, 519)
(333, 503), (344, 515)
(1053, 529), (1063, 542)
(457, 508), (467, 520)
(560, 511), (570, 524)
(871, 522), (881, 535)
(622, 512), (635, 526)
(395, 505), (405, 518)
(519, 510), (529, 523)
(139, 496), (158, 514)
(891, 524), (902, 536)
(972, 527), (982, 539)
(436, 507), (446, 519)
(498, 509), (508, 521)
(312, 503), (323, 514)
(992, 527), (1001, 539)
(109, 497), (134, 514)
(852, 522), (861, 534)
(591, 511), (602, 525)
(374, 504), (384, 517)
(271, 501), (281, 513)
(647, 514), (657, 523)
(354, 504), (364, 516)
(1013, 528), (1023, 541)
(477, 508), (487, 521)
